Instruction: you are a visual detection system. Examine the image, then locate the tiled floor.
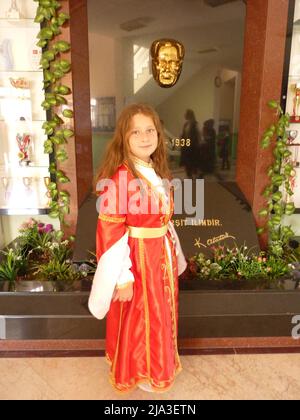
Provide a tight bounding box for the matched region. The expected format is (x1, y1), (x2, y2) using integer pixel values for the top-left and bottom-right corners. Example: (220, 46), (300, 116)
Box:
(0, 354), (300, 400)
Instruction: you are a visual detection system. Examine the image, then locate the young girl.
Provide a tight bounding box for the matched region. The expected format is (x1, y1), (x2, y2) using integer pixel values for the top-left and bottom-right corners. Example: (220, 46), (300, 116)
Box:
(92, 104), (187, 394)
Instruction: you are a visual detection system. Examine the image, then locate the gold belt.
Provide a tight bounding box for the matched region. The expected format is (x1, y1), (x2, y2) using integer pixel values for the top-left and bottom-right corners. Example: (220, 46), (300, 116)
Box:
(127, 224), (168, 238)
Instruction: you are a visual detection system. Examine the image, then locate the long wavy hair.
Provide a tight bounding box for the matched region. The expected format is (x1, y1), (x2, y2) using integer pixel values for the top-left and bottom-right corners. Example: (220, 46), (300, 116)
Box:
(94, 104), (172, 194)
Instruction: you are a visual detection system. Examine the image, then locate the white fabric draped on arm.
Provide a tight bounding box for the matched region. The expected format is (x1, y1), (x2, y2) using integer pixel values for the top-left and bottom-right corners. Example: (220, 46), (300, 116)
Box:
(88, 230), (133, 320)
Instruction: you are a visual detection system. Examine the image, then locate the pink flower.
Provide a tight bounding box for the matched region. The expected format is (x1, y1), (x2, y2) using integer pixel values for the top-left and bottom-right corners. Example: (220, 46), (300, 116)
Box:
(44, 224), (54, 233)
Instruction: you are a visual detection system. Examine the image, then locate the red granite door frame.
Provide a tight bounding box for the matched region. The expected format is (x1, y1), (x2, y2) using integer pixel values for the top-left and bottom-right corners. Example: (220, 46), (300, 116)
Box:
(53, 0), (93, 238)
(237, 0), (290, 250)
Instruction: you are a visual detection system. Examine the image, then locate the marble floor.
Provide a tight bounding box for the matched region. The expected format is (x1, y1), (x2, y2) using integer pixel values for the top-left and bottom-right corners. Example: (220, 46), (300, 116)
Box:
(0, 354), (300, 400)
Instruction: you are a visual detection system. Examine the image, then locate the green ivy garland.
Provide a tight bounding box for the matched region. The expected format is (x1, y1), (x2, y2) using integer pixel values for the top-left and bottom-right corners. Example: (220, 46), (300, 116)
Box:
(258, 100), (296, 257)
(34, 0), (73, 225)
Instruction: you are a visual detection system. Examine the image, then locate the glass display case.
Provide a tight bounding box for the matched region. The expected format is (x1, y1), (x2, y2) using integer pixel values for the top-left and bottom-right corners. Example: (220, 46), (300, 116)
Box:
(284, 0), (300, 210)
(0, 0), (50, 215)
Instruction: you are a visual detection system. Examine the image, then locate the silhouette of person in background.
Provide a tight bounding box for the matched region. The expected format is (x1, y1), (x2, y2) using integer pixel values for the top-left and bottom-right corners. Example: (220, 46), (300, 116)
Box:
(218, 125), (231, 171)
(200, 119), (216, 176)
(180, 109), (201, 179)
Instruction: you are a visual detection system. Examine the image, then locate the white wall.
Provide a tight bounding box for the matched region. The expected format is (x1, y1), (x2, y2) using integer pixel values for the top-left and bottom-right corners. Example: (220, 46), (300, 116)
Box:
(157, 64), (218, 138)
(88, 32), (116, 99)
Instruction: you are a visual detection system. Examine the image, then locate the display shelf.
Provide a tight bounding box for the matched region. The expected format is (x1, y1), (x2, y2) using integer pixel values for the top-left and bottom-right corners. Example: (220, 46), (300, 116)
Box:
(0, 1), (51, 219)
(0, 208), (50, 216)
(0, 18), (36, 28)
(0, 71), (43, 73)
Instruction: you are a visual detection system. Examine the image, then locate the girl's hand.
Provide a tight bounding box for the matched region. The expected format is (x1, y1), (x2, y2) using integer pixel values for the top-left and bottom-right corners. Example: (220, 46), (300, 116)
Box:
(112, 282), (134, 303)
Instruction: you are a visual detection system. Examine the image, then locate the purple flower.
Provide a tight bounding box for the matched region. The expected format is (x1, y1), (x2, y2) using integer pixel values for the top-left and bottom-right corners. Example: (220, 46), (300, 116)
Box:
(38, 223), (45, 228)
(44, 224), (54, 233)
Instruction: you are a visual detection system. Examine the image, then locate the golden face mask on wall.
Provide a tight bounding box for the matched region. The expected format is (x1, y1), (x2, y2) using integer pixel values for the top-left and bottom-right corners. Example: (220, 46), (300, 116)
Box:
(151, 39), (185, 88)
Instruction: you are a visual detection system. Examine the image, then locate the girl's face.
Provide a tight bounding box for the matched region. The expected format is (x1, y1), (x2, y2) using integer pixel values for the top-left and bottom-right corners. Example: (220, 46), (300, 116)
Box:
(128, 113), (158, 163)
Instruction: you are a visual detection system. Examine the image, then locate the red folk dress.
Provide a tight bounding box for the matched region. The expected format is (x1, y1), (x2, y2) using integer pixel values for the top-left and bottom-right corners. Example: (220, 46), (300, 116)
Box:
(96, 159), (187, 394)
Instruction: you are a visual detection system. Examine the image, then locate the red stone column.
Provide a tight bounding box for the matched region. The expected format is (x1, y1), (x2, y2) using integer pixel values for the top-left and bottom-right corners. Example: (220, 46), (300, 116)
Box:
(237, 0), (290, 249)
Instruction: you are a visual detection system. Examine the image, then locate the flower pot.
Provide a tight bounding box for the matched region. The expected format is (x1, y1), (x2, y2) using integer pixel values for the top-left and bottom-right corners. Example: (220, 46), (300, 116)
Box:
(15, 280), (55, 292)
(179, 276), (279, 291)
(280, 277), (298, 291)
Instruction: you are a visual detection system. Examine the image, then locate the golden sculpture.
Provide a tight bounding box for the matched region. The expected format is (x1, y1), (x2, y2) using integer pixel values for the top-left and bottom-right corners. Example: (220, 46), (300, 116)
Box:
(151, 39), (185, 88)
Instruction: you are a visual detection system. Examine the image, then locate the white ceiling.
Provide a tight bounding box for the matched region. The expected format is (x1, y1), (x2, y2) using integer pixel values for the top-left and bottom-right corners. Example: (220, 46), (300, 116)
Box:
(88, 0), (246, 70)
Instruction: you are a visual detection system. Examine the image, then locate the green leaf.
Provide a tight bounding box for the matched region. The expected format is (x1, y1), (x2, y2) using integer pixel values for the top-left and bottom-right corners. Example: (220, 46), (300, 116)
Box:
(42, 50), (56, 62)
(53, 114), (64, 124)
(49, 211), (60, 219)
(261, 138), (270, 149)
(50, 24), (61, 36)
(50, 189), (58, 199)
(49, 163), (57, 174)
(257, 227), (265, 235)
(46, 128), (54, 136)
(40, 58), (50, 69)
(63, 129), (74, 139)
(44, 70), (55, 82)
(41, 100), (51, 111)
(54, 85), (71, 95)
(58, 177), (70, 184)
(35, 14), (45, 23)
(58, 59), (71, 73)
(285, 203), (295, 215)
(53, 69), (64, 80)
(268, 100), (279, 109)
(272, 191), (282, 202)
(53, 41), (71, 53)
(59, 191), (70, 198)
(37, 27), (54, 40)
(55, 95), (67, 105)
(56, 170), (66, 178)
(50, 136), (64, 145)
(39, 0), (52, 6)
(58, 12), (70, 21)
(63, 109), (74, 118)
(37, 39), (48, 48)
(263, 187), (272, 198)
(61, 206), (70, 215)
(258, 209), (268, 218)
(283, 150), (292, 158)
(271, 215), (282, 226)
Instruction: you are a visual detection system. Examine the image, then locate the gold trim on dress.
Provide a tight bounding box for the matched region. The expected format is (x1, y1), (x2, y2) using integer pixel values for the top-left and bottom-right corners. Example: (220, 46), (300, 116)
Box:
(99, 214), (126, 223)
(164, 236), (182, 370)
(111, 302), (124, 380)
(139, 238), (151, 376)
(127, 224), (168, 238)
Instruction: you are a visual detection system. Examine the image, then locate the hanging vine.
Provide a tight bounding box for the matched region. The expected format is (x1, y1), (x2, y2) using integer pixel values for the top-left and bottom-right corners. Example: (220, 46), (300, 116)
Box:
(258, 100), (296, 258)
(34, 0), (73, 225)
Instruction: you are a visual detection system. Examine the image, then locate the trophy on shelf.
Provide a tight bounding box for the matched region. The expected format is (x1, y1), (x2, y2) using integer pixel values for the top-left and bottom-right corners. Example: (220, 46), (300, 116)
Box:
(287, 130), (298, 144)
(291, 83), (300, 123)
(22, 176), (33, 194)
(0, 39), (14, 71)
(10, 77), (30, 100)
(1, 176), (11, 206)
(43, 176), (52, 207)
(10, 78), (30, 90)
(5, 0), (21, 19)
(16, 133), (31, 166)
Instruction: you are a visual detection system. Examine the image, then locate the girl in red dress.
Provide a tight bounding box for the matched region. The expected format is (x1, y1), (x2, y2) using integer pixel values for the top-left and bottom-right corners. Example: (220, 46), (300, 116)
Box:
(92, 104), (187, 394)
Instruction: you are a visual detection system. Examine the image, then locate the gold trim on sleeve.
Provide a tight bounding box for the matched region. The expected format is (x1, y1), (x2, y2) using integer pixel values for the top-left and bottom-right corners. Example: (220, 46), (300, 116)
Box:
(98, 214), (126, 223)
(116, 281), (134, 290)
